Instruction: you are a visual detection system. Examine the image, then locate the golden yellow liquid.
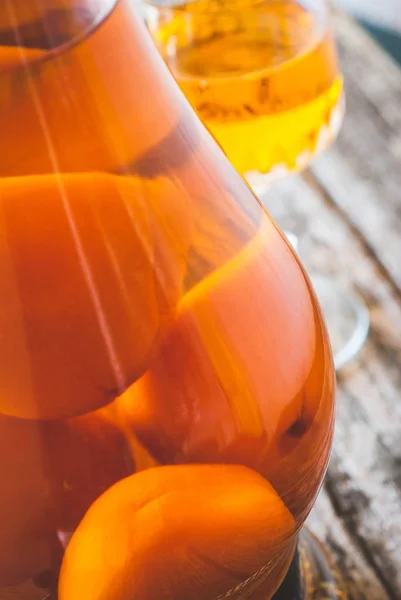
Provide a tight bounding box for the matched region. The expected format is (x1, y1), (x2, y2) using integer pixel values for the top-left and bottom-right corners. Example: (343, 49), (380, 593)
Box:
(148, 0), (344, 175)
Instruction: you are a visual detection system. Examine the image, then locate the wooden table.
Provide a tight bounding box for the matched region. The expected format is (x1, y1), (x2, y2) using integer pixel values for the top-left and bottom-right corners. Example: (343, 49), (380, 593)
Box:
(263, 12), (401, 600)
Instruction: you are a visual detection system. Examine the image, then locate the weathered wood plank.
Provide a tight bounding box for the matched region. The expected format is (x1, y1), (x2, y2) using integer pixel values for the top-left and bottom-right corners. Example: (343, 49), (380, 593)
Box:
(307, 489), (390, 600)
(332, 11), (401, 134)
(262, 170), (401, 599)
(299, 20), (401, 595)
(309, 13), (401, 295)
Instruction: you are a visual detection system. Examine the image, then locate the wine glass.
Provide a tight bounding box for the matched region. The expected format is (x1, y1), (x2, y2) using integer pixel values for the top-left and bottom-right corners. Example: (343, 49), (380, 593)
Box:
(1, 0), (342, 599)
(142, 0), (370, 370)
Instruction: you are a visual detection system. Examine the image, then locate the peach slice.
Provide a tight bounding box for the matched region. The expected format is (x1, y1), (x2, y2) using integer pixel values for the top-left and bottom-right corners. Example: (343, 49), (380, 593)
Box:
(118, 218), (316, 470)
(0, 47), (45, 69)
(0, 172), (191, 419)
(59, 464), (295, 600)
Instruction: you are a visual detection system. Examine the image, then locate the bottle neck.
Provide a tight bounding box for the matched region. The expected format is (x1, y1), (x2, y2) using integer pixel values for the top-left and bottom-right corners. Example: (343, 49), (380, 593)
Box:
(0, 0), (196, 177)
(0, 0), (115, 50)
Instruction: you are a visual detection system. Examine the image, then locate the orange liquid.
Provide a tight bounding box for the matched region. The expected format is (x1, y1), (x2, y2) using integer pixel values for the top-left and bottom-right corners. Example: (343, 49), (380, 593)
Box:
(147, 0), (344, 174)
(0, 1), (335, 599)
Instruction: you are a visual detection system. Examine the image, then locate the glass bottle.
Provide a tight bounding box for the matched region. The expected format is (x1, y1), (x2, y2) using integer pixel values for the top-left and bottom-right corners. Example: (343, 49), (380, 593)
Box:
(0, 1), (343, 598)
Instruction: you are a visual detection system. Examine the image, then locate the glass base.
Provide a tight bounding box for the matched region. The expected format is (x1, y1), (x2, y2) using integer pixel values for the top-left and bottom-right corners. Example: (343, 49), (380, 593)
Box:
(18, 529), (346, 600)
(273, 528), (348, 600)
(280, 233), (369, 371)
(310, 275), (370, 371)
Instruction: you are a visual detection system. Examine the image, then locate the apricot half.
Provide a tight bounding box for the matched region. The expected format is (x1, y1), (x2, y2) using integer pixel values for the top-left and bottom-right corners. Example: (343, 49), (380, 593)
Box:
(0, 172), (190, 419)
(118, 218), (316, 469)
(59, 464), (294, 600)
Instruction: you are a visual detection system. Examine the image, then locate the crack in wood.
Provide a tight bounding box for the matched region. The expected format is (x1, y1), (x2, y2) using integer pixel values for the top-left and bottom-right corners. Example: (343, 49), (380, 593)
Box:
(324, 479), (398, 600)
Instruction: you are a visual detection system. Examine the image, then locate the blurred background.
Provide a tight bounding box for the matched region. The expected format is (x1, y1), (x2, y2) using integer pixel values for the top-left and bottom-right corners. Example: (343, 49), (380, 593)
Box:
(334, 0), (401, 64)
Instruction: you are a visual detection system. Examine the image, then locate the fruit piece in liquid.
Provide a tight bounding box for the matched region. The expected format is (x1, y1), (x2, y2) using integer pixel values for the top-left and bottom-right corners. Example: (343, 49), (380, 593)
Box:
(59, 464), (295, 600)
(118, 215), (335, 525)
(0, 172), (191, 419)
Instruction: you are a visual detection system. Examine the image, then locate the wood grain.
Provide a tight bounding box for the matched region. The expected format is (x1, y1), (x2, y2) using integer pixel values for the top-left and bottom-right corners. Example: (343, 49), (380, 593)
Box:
(262, 28), (401, 590)
(307, 489), (390, 600)
(311, 12), (401, 295)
